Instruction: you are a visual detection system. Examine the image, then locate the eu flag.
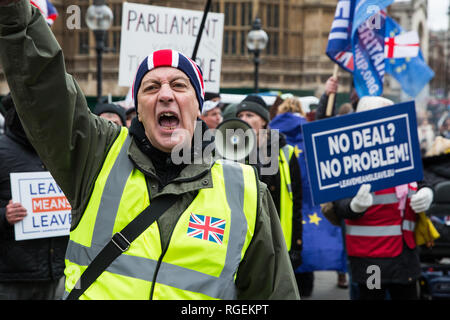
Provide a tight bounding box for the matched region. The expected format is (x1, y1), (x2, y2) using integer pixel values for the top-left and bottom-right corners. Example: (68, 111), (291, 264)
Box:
(270, 113), (346, 272)
(385, 17), (434, 98)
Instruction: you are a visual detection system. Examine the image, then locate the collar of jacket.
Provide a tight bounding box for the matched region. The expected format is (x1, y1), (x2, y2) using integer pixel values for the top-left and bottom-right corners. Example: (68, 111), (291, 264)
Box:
(127, 125), (215, 196)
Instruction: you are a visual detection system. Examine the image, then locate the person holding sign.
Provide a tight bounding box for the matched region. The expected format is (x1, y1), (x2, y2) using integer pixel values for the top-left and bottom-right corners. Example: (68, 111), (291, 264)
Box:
(0, 93), (68, 299)
(0, 0), (299, 300)
(333, 96), (434, 300)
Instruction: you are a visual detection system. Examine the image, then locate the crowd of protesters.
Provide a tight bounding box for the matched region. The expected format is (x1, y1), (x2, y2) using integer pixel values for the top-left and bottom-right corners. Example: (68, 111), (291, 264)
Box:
(2, 66), (450, 300)
(0, 0), (450, 301)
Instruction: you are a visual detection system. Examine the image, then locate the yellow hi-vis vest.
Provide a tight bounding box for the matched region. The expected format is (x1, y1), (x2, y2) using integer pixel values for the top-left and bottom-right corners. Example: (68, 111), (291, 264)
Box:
(63, 128), (258, 300)
(278, 145), (294, 251)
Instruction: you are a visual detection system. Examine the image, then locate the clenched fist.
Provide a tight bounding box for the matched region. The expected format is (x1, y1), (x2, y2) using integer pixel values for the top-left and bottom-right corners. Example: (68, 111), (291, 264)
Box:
(325, 76), (339, 96)
(6, 200), (27, 225)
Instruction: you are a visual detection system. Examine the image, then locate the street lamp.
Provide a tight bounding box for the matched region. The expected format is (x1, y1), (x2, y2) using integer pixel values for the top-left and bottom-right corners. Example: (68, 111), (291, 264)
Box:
(86, 0), (114, 102)
(246, 18), (268, 93)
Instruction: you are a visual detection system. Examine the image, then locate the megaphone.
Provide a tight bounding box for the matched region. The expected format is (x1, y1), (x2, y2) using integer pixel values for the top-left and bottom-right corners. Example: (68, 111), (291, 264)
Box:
(215, 118), (256, 162)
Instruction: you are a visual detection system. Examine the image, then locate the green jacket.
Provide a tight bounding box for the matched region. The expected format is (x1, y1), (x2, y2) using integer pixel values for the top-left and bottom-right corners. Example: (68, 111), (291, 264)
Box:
(0, 0), (299, 300)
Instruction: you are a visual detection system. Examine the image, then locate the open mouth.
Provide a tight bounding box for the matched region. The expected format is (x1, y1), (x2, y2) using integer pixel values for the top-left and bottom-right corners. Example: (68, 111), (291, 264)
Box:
(158, 112), (180, 130)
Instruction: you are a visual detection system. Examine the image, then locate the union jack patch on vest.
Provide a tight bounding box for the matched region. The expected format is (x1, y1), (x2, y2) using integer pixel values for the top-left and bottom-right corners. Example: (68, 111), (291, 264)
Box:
(187, 213), (226, 245)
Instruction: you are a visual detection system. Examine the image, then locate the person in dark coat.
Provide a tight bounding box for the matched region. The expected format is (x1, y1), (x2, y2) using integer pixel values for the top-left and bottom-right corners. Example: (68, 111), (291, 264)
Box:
(235, 95), (303, 271)
(0, 93), (68, 300)
(421, 136), (450, 259)
(422, 136), (450, 185)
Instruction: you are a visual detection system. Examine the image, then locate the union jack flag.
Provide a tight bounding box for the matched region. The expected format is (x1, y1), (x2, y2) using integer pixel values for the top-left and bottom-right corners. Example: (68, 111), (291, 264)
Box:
(30, 0), (58, 26)
(187, 213), (226, 245)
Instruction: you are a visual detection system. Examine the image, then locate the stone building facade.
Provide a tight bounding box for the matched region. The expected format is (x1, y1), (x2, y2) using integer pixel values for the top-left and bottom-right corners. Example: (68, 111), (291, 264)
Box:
(0, 0), (434, 105)
(0, 0), (353, 100)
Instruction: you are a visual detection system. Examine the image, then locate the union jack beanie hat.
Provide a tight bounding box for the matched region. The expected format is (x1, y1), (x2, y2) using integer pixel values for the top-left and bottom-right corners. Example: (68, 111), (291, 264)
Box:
(132, 49), (205, 112)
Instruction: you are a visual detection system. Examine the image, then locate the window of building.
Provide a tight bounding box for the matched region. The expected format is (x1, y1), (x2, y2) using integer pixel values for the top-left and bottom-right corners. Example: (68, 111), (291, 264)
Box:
(231, 30), (237, 54)
(77, 3), (89, 55)
(78, 31), (89, 55)
(261, 2), (280, 56)
(112, 3), (122, 27)
(112, 31), (121, 53)
(221, 0), (253, 56)
(224, 30), (229, 53)
(224, 3), (231, 25)
(240, 30), (246, 55)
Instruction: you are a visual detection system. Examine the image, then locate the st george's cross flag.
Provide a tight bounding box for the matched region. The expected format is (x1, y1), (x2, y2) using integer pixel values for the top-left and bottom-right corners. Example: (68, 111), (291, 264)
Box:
(384, 30), (420, 59)
(385, 16), (434, 97)
(187, 213), (226, 245)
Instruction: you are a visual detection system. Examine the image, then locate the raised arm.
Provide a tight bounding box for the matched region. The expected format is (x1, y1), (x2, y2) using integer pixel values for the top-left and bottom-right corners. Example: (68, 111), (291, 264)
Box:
(0, 0), (120, 225)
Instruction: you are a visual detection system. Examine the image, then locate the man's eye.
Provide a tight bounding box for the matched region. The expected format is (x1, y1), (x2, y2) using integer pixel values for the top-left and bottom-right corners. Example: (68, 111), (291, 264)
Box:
(172, 81), (188, 89)
(143, 84), (159, 92)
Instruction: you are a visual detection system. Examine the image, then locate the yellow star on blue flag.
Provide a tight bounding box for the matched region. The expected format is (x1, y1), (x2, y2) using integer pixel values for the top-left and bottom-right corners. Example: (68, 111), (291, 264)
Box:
(294, 145), (302, 158)
(308, 212), (322, 226)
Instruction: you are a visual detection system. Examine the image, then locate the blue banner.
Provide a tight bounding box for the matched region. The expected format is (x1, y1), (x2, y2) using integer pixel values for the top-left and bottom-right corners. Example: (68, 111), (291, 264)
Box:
(326, 0), (356, 72)
(351, 11), (387, 97)
(302, 101), (423, 205)
(351, 0), (393, 36)
(326, 0), (394, 97)
(270, 113), (346, 273)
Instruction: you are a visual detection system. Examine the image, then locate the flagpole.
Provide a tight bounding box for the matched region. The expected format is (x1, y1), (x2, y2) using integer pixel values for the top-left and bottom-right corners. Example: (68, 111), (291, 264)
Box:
(192, 0), (212, 60)
(326, 64), (339, 117)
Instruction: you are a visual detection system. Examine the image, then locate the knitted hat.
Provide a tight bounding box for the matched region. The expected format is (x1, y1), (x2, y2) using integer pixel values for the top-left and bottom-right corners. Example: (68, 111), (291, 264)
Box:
(132, 49), (205, 112)
(222, 103), (239, 121)
(236, 95), (270, 122)
(94, 103), (127, 126)
(356, 96), (394, 112)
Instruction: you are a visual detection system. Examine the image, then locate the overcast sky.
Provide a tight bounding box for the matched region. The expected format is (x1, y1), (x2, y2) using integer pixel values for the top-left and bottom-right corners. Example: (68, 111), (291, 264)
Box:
(427, 0), (449, 30)
(395, 0), (449, 31)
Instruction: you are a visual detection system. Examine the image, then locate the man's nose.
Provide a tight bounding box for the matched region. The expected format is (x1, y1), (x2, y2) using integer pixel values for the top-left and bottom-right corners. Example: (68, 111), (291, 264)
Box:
(158, 83), (174, 103)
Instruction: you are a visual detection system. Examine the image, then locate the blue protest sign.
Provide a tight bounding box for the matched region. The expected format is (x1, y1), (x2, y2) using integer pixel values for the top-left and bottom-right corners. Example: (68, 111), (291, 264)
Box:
(302, 101), (422, 204)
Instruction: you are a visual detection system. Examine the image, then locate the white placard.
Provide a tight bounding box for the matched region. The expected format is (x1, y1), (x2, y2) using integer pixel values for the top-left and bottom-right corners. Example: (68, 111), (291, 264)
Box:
(11, 172), (71, 241)
(118, 2), (224, 93)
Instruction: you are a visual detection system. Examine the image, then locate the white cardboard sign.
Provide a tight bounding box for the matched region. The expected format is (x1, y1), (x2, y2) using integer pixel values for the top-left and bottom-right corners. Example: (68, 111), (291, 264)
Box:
(118, 2), (224, 93)
(10, 172), (71, 241)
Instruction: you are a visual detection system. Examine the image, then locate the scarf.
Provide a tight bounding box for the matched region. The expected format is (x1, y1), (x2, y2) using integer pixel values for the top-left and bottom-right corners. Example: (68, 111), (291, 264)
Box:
(395, 184), (409, 213)
(128, 117), (213, 187)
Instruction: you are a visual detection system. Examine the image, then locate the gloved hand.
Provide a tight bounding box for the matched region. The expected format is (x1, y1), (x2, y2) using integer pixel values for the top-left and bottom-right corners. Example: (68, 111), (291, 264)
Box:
(350, 184), (373, 213)
(410, 187), (433, 213)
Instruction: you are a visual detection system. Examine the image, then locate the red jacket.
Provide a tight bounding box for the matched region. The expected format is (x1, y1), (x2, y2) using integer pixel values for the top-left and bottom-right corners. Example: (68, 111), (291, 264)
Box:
(345, 183), (418, 258)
